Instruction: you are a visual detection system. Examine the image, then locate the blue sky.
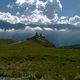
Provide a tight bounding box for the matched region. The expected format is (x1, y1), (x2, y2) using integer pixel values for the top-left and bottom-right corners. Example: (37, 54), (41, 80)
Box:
(60, 0), (80, 17)
(0, 0), (80, 17)
(0, 0), (80, 26)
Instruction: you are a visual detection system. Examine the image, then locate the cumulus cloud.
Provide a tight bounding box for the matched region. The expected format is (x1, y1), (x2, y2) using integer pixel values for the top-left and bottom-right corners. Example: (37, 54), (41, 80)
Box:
(0, 0), (63, 25)
(1, 11), (80, 28)
(16, 0), (26, 5)
(2, 0), (80, 27)
(0, 11), (51, 24)
(16, 0), (35, 5)
(57, 16), (69, 24)
(43, 28), (53, 31)
(0, 12), (20, 24)
(69, 16), (80, 26)
(15, 0), (62, 23)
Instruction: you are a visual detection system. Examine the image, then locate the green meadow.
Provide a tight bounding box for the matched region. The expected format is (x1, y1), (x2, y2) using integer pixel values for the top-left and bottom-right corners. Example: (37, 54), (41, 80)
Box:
(0, 39), (80, 80)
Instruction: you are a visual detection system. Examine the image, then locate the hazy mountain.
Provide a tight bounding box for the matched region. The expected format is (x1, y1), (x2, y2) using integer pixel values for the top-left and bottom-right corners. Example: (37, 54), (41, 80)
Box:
(0, 20), (25, 29)
(0, 20), (80, 30)
(27, 24), (80, 30)
(60, 44), (80, 49)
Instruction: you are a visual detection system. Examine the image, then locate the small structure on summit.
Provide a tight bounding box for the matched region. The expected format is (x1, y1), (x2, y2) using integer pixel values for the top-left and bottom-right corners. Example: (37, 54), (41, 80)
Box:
(27, 32), (56, 48)
(32, 32), (45, 39)
(35, 32), (39, 37)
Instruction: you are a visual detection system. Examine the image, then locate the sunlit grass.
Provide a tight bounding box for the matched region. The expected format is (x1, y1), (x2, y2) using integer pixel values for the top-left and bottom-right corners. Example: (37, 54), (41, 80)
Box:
(0, 39), (80, 79)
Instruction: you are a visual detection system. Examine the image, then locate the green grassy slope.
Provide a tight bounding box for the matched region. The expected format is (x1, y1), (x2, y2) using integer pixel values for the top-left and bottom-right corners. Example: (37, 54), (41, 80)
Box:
(0, 39), (17, 46)
(0, 40), (80, 80)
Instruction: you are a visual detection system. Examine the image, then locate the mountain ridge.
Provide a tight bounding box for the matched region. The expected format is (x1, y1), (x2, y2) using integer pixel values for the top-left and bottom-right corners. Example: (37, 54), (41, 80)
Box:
(0, 20), (80, 30)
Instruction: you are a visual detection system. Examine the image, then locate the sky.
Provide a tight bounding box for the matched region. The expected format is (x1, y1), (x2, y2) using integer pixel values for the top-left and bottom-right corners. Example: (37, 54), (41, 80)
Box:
(0, 0), (80, 47)
(0, 0), (80, 17)
(0, 0), (80, 25)
(60, 0), (80, 17)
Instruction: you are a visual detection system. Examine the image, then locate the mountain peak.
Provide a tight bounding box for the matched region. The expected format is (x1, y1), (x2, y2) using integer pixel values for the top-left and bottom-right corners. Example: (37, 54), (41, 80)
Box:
(27, 32), (55, 48)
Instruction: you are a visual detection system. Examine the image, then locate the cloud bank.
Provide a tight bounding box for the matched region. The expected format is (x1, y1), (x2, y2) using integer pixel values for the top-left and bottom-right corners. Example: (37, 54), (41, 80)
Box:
(0, 0), (63, 24)
(0, 0), (80, 27)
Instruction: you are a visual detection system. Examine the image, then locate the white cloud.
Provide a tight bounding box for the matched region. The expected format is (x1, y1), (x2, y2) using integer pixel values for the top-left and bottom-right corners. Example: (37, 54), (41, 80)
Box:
(16, 0), (35, 5)
(56, 16), (68, 24)
(25, 26), (34, 31)
(7, 4), (13, 9)
(6, 28), (15, 32)
(0, 0), (63, 25)
(1, 12), (80, 27)
(0, 12), (20, 24)
(15, 0), (62, 24)
(16, 0), (27, 5)
(57, 20), (69, 24)
(60, 16), (67, 20)
(33, 26), (43, 31)
(69, 16), (80, 26)
(43, 28), (53, 31)
(16, 12), (20, 16)
(57, 0), (62, 11)
(25, 26), (42, 31)
(59, 28), (69, 32)
(3, 0), (80, 26)
(0, 11), (50, 25)
(0, 29), (5, 32)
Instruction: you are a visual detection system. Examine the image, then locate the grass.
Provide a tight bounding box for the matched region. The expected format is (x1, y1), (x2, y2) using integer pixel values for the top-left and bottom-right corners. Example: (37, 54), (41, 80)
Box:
(0, 39), (80, 80)
(0, 39), (17, 45)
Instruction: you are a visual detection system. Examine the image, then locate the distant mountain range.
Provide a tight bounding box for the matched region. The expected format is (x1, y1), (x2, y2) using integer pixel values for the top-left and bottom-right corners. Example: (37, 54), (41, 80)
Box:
(0, 20), (80, 30)
(60, 44), (80, 49)
(0, 20), (80, 48)
(0, 20), (25, 29)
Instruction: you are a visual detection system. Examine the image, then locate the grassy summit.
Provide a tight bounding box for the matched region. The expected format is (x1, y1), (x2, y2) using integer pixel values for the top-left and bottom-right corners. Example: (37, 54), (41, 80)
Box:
(27, 32), (55, 48)
(0, 36), (80, 80)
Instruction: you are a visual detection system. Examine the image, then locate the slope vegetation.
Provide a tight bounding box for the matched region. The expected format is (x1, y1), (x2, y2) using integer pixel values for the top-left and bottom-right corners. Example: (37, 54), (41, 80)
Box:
(0, 39), (80, 80)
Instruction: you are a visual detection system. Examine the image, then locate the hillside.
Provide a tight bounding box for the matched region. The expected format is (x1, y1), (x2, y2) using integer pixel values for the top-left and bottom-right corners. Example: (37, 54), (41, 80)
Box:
(61, 44), (80, 49)
(0, 38), (80, 80)
(0, 39), (17, 46)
